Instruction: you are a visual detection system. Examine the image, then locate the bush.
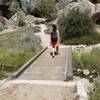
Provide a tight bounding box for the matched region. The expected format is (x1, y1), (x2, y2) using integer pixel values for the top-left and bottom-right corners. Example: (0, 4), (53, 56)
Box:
(16, 10), (25, 26)
(58, 8), (95, 40)
(63, 34), (100, 45)
(33, 0), (57, 20)
(0, 69), (6, 80)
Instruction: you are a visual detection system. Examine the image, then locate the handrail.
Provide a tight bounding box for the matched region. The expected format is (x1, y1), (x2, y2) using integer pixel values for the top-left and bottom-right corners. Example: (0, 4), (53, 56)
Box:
(65, 46), (73, 80)
(11, 47), (48, 79)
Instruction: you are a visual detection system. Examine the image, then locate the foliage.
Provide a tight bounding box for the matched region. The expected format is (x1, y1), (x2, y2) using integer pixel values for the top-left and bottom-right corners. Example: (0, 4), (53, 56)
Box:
(0, 28), (42, 79)
(90, 80), (100, 100)
(58, 8), (95, 42)
(16, 10), (25, 26)
(0, 28), (41, 53)
(33, 0), (57, 20)
(63, 34), (100, 45)
(0, 69), (6, 80)
(0, 47), (41, 71)
(72, 48), (100, 71)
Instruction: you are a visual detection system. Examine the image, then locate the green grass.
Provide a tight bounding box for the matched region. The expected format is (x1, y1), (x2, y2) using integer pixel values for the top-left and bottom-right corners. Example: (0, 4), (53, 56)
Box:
(90, 80), (100, 100)
(0, 46), (42, 79)
(63, 34), (100, 45)
(0, 28), (42, 79)
(72, 48), (100, 71)
(0, 69), (6, 80)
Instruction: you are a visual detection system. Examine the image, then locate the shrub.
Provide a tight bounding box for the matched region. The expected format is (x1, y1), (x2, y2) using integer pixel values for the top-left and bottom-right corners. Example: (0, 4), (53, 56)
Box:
(33, 0), (57, 20)
(58, 8), (95, 40)
(63, 34), (100, 45)
(0, 69), (6, 80)
(16, 10), (25, 26)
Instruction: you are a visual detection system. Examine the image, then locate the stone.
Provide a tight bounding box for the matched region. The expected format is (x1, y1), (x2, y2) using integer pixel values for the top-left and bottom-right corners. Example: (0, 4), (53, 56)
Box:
(57, 0), (76, 9)
(95, 3), (100, 13)
(9, 10), (26, 26)
(0, 16), (12, 32)
(8, 0), (21, 13)
(64, 0), (95, 16)
(0, 0), (21, 18)
(93, 4), (100, 24)
(0, 22), (4, 32)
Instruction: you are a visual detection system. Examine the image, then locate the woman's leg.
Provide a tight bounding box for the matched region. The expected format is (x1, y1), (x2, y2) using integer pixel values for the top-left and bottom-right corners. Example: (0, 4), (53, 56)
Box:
(56, 47), (59, 54)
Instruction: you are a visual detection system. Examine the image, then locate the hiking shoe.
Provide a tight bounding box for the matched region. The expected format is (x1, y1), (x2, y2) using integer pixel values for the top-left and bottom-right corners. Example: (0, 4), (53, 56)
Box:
(54, 51), (57, 55)
(50, 52), (53, 55)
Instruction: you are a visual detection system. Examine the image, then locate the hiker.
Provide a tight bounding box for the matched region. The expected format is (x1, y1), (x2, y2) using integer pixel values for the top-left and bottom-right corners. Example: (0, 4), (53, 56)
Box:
(50, 24), (60, 57)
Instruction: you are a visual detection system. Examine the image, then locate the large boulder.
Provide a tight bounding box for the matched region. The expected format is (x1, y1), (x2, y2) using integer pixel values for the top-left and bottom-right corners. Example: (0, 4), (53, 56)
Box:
(57, 0), (76, 9)
(90, 0), (100, 4)
(92, 4), (100, 24)
(9, 10), (26, 26)
(0, 0), (21, 18)
(95, 3), (100, 13)
(0, 15), (12, 32)
(8, 0), (21, 13)
(0, 22), (4, 32)
(21, 0), (41, 13)
(64, 0), (95, 16)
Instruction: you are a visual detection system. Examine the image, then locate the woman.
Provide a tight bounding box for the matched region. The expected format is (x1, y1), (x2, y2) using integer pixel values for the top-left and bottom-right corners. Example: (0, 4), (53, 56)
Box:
(50, 24), (60, 58)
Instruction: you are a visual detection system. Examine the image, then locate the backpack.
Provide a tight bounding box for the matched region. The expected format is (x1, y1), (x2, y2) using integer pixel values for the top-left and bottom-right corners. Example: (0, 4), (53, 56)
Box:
(51, 31), (58, 42)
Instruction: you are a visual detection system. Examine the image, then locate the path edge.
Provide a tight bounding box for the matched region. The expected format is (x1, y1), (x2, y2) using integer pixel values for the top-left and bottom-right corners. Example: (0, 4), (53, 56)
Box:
(11, 47), (48, 79)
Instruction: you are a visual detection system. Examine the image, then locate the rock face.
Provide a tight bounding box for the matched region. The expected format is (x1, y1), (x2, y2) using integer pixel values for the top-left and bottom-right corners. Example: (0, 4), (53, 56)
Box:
(0, 0), (21, 19)
(64, 0), (95, 16)
(0, 15), (12, 32)
(57, 0), (76, 9)
(9, 10), (26, 26)
(95, 3), (100, 13)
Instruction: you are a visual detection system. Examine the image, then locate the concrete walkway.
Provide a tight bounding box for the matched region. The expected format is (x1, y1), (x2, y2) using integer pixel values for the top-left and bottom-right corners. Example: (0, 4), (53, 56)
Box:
(19, 47), (68, 80)
(0, 80), (76, 100)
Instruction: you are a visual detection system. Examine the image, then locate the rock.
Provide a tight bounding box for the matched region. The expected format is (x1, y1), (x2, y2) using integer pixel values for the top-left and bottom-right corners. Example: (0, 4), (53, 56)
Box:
(9, 10), (26, 26)
(31, 0), (41, 10)
(8, 0), (21, 13)
(33, 26), (41, 33)
(25, 15), (46, 25)
(35, 18), (46, 24)
(57, 0), (76, 9)
(0, 0), (21, 18)
(0, 16), (12, 32)
(93, 4), (100, 24)
(25, 15), (36, 24)
(21, 0), (41, 13)
(64, 0), (95, 16)
(83, 69), (90, 76)
(95, 3), (100, 13)
(0, 22), (4, 32)
(44, 25), (52, 34)
(90, 0), (100, 4)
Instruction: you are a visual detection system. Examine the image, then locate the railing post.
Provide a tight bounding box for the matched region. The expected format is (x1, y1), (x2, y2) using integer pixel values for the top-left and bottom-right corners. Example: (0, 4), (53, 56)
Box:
(65, 46), (73, 81)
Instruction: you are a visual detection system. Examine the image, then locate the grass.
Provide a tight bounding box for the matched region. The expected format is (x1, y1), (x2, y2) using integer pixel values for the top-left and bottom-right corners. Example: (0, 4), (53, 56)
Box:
(90, 80), (100, 100)
(0, 46), (42, 79)
(72, 48), (100, 71)
(0, 28), (42, 79)
(0, 69), (6, 80)
(63, 34), (100, 45)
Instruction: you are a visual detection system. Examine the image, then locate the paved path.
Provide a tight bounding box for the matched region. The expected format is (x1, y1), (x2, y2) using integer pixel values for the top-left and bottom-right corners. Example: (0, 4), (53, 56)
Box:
(0, 80), (76, 100)
(19, 47), (68, 80)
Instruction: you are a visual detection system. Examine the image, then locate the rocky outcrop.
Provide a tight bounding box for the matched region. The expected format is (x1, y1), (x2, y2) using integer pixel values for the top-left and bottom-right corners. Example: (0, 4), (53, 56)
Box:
(8, 0), (21, 13)
(0, 15), (12, 32)
(57, 0), (76, 9)
(9, 10), (26, 26)
(0, 0), (21, 19)
(64, 0), (95, 16)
